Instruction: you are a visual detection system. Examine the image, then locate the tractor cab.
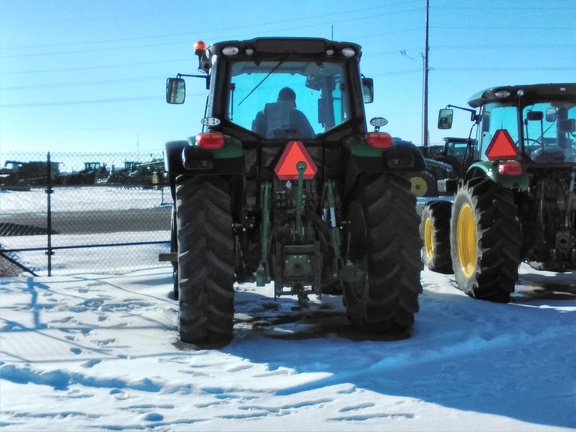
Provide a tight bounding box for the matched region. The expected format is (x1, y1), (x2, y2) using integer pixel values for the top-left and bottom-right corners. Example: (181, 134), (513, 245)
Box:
(166, 39), (375, 145)
(439, 84), (576, 166)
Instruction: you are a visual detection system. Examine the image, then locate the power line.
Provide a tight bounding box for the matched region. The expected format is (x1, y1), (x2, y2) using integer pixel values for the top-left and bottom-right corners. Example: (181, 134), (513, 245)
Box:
(0, 40), (192, 58)
(433, 25), (576, 30)
(0, 1), (423, 53)
(1, 7), (425, 59)
(433, 44), (576, 50)
(0, 92), (207, 108)
(0, 76), (167, 91)
(433, 66), (576, 71)
(0, 96), (162, 108)
(431, 5), (576, 10)
(0, 58), (189, 75)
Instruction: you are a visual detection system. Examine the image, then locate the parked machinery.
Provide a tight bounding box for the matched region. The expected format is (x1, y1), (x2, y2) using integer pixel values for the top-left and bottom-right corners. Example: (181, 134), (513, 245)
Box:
(421, 83), (576, 302)
(161, 38), (425, 344)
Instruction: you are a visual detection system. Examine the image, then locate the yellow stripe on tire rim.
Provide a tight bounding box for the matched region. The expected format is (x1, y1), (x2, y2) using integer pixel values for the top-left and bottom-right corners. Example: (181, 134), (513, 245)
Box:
(457, 203), (476, 278)
(424, 216), (434, 262)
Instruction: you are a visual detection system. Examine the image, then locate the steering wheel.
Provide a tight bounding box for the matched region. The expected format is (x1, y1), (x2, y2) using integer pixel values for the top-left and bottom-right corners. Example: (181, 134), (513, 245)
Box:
(521, 138), (542, 154)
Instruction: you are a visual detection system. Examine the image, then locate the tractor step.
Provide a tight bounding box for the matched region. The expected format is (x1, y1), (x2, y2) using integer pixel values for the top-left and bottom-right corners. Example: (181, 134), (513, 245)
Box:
(159, 253), (177, 262)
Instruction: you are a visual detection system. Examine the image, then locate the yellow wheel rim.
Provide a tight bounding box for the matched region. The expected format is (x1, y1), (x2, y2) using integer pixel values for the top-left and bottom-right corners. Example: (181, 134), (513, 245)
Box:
(457, 204), (477, 277)
(410, 176), (428, 197)
(424, 216), (434, 262)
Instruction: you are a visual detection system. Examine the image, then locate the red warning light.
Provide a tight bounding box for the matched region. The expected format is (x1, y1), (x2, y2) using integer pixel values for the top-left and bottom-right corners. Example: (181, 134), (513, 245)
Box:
(194, 41), (207, 56)
(485, 129), (519, 160)
(274, 141), (318, 180)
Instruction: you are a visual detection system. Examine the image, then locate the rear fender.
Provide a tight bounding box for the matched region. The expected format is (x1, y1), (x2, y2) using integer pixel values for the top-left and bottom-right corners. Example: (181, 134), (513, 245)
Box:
(164, 140), (188, 174)
(343, 136), (426, 195)
(164, 137), (245, 178)
(465, 161), (529, 191)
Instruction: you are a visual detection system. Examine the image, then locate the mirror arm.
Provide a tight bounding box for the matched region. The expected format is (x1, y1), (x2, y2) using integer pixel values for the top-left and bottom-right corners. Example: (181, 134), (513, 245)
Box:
(447, 104), (479, 123)
(175, 73), (210, 90)
(176, 73), (208, 79)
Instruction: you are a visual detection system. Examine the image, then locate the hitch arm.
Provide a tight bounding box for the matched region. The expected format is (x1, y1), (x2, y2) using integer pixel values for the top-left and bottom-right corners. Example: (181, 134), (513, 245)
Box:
(255, 181), (271, 286)
(295, 161), (307, 240)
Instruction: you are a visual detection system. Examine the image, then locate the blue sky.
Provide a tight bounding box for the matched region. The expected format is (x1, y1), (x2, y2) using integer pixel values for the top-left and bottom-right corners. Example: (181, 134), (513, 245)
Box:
(0, 0), (575, 154)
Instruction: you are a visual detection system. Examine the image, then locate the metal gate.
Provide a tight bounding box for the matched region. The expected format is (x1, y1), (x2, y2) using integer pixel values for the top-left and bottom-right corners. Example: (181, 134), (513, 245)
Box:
(1, 152), (173, 276)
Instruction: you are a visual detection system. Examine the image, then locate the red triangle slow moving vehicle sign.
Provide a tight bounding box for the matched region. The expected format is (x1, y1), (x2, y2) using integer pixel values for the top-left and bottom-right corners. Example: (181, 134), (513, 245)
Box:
(274, 141), (318, 180)
(485, 129), (519, 160)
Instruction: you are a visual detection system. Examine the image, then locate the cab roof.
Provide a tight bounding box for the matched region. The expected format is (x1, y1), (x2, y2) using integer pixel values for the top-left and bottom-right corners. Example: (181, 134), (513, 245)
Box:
(467, 83), (576, 108)
(206, 37), (362, 60)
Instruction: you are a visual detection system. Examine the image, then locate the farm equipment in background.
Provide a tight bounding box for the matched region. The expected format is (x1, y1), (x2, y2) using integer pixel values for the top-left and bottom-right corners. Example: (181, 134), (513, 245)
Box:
(0, 160), (60, 189)
(107, 161), (139, 183)
(407, 156), (456, 198)
(407, 136), (476, 198)
(421, 83), (576, 302)
(60, 162), (109, 185)
(160, 37), (425, 345)
(108, 160), (165, 188)
(435, 136), (478, 178)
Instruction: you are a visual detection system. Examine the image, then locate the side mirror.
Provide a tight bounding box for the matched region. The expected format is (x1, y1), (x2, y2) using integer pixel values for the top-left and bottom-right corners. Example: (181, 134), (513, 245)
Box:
(166, 78), (186, 104)
(545, 107), (557, 123)
(438, 108), (453, 129)
(362, 78), (374, 104)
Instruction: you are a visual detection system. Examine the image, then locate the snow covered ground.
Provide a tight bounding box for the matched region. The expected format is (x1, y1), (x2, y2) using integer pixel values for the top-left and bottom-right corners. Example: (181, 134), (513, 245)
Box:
(0, 187), (172, 214)
(1, 186), (575, 430)
(1, 187), (173, 275)
(1, 264), (575, 431)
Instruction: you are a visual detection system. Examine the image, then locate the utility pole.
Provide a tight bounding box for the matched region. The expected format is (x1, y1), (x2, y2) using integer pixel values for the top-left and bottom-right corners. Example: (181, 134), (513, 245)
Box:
(422, 0), (430, 153)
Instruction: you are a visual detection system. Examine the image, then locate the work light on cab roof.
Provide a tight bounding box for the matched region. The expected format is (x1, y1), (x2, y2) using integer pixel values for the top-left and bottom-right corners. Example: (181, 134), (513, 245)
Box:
(222, 46), (239, 56)
(494, 90), (511, 98)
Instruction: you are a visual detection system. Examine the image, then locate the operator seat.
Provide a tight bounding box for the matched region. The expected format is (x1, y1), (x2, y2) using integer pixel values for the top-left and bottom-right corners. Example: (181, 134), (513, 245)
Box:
(532, 146), (570, 163)
(264, 102), (293, 137)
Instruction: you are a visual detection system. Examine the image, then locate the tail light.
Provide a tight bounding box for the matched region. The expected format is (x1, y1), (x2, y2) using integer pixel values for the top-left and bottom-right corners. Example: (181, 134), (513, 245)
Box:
(367, 133), (393, 148)
(498, 161), (523, 175)
(195, 132), (225, 149)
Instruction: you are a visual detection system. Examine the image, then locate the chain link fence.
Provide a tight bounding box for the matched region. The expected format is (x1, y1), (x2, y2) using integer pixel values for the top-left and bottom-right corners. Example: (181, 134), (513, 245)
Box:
(1, 152), (174, 276)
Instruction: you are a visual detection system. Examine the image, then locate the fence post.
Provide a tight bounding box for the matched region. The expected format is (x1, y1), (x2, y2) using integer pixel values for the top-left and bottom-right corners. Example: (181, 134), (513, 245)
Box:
(46, 152), (54, 276)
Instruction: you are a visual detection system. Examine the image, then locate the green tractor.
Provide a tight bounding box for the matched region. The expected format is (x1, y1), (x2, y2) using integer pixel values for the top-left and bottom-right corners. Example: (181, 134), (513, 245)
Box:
(421, 83), (576, 302)
(161, 38), (425, 345)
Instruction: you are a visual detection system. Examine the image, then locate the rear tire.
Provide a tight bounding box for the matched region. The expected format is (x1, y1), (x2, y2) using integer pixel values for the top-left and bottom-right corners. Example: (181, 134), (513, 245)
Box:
(343, 174), (422, 334)
(176, 176), (235, 344)
(420, 201), (453, 274)
(450, 178), (521, 302)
